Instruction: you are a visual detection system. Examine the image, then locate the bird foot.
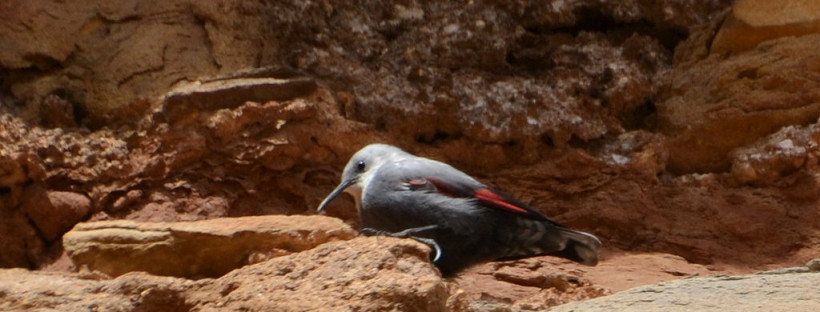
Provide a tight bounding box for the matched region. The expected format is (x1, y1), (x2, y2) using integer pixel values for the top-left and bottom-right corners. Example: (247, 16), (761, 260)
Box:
(360, 225), (442, 263)
(407, 236), (442, 263)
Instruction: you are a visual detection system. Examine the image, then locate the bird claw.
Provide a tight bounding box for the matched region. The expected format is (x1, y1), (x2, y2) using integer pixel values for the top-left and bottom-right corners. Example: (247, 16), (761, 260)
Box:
(409, 236), (442, 263)
(392, 224), (439, 237)
(359, 225), (442, 263)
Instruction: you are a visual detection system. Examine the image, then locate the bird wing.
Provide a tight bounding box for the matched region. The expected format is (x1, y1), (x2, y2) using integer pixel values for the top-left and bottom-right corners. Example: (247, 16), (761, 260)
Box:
(396, 159), (550, 221)
(425, 177), (549, 221)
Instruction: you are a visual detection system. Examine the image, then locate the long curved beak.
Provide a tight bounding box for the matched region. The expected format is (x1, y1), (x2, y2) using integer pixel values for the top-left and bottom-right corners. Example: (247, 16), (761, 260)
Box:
(317, 178), (357, 212)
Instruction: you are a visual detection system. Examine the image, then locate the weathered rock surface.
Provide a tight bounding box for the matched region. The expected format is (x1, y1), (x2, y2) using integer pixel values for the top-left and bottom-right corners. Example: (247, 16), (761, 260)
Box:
(161, 75), (318, 122)
(0, 269), (197, 312)
(4, 254), (818, 311)
(63, 215), (355, 278)
(0, 0), (729, 145)
(1, 237), (447, 312)
(0, 74), (378, 267)
(712, 0), (820, 54)
(550, 271), (820, 312)
(730, 119), (820, 185)
(191, 237), (447, 311)
(21, 185), (91, 242)
(658, 33), (820, 173)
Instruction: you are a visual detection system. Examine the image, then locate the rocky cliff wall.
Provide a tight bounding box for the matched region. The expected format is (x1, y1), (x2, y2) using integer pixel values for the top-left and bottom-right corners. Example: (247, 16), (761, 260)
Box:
(2, 0), (820, 310)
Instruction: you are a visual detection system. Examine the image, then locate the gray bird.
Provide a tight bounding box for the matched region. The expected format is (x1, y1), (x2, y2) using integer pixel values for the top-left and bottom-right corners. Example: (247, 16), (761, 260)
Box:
(317, 143), (601, 275)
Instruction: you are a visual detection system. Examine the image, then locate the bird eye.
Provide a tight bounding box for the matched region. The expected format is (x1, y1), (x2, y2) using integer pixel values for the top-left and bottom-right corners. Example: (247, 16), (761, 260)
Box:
(356, 160), (366, 171)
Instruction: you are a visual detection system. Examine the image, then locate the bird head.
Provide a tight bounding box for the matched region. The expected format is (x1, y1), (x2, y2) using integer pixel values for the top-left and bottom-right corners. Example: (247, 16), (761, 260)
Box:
(317, 144), (407, 212)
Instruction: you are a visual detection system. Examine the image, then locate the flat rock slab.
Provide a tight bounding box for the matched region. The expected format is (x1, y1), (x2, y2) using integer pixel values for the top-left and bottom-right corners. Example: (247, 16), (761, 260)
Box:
(63, 215), (355, 278)
(162, 76), (317, 121)
(550, 271), (820, 312)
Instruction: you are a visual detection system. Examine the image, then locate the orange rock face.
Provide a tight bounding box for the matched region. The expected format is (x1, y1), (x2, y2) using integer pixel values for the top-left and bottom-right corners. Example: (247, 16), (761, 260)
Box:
(659, 33), (820, 174)
(3, 0), (820, 310)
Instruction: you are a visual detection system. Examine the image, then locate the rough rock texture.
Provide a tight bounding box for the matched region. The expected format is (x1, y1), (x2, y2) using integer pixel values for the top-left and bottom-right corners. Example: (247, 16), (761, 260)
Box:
(0, 0), (737, 271)
(63, 215), (355, 278)
(191, 237), (447, 312)
(61, 215), (730, 310)
(550, 271), (820, 312)
(0, 0), (728, 144)
(0, 269), (197, 312)
(3, 257), (817, 311)
(1, 237), (448, 312)
(0, 78), (372, 268)
(21, 185), (91, 242)
(711, 0), (820, 54)
(658, 32), (820, 173)
(730, 120), (820, 185)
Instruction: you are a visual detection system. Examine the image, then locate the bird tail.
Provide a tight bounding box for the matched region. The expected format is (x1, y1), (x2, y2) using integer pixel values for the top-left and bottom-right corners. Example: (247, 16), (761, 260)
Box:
(550, 228), (602, 266)
(499, 219), (602, 266)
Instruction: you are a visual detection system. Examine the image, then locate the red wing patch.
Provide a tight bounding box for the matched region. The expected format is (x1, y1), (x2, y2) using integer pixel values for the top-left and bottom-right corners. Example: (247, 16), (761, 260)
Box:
(407, 179), (427, 187)
(474, 188), (529, 214)
(426, 178), (548, 221)
(403, 179), (430, 191)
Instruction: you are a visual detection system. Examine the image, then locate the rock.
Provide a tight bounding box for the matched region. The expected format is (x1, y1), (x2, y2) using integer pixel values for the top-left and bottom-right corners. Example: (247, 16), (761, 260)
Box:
(807, 259), (820, 272)
(0, 153), (24, 188)
(0, 0), (226, 122)
(20, 184), (91, 242)
(0, 268), (198, 312)
(712, 0), (820, 54)
(0, 0), (739, 272)
(550, 272), (820, 312)
(730, 120), (820, 185)
(453, 252), (719, 310)
(658, 33), (820, 173)
(0, 236), (446, 311)
(0, 66), (374, 268)
(0, 209), (44, 268)
(756, 259), (820, 275)
(191, 236), (447, 311)
(40, 94), (77, 128)
(161, 76), (317, 122)
(5, 0), (820, 309)
(0, 0), (728, 149)
(63, 215), (356, 278)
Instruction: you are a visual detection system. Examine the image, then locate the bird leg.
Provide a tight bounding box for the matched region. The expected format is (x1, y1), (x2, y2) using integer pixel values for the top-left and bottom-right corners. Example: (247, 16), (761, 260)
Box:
(360, 225), (442, 263)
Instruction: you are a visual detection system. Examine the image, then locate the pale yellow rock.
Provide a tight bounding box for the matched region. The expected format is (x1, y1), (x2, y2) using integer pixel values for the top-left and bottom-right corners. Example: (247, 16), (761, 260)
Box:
(161, 76), (317, 122)
(63, 215), (356, 278)
(712, 0), (820, 54)
(550, 271), (820, 312)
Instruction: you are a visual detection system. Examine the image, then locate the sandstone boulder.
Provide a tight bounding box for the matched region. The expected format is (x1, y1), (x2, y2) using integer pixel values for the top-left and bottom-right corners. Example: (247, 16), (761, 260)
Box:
(190, 236), (447, 311)
(63, 215), (356, 278)
(658, 33), (820, 173)
(712, 0), (820, 54)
